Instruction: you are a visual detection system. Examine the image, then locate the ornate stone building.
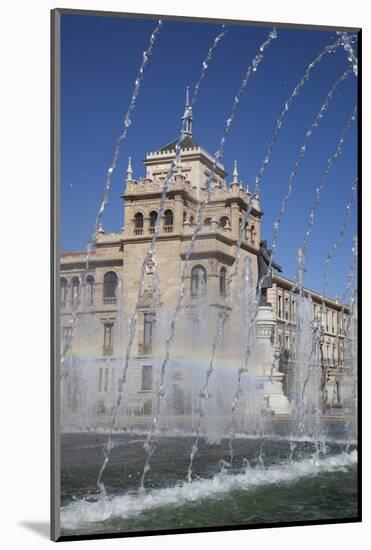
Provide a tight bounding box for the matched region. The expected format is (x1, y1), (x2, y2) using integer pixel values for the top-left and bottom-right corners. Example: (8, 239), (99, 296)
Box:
(60, 94), (351, 424)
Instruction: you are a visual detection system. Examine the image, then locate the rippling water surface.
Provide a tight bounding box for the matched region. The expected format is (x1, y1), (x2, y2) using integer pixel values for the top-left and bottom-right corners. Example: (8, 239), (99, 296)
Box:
(60, 432), (358, 537)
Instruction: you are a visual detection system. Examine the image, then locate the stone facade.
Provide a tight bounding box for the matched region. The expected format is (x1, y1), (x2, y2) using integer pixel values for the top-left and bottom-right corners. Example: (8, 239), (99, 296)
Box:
(60, 105), (351, 422)
(267, 276), (350, 407)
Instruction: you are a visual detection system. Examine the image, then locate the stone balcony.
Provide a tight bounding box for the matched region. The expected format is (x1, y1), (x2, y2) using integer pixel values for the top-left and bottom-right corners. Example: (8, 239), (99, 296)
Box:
(125, 175), (197, 199)
(125, 218), (257, 248)
(124, 214), (261, 257)
(124, 175), (256, 207)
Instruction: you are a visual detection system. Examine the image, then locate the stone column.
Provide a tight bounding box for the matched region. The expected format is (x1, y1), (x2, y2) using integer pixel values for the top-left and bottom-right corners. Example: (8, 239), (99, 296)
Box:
(143, 215), (149, 236)
(254, 304), (289, 415)
(210, 217), (218, 232)
(174, 193), (184, 233)
(231, 202), (240, 240)
(124, 200), (134, 236)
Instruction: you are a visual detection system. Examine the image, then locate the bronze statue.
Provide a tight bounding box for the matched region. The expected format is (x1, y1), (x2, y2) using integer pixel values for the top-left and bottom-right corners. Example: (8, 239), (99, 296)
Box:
(257, 240), (282, 305)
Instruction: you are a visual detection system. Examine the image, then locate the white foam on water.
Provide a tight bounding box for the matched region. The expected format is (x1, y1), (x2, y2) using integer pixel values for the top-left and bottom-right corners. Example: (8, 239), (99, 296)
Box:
(61, 451), (357, 530)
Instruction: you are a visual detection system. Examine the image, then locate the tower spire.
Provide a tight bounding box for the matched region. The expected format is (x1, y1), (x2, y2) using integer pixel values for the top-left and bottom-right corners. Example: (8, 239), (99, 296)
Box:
(126, 156), (133, 181)
(232, 160), (239, 184)
(182, 86), (193, 136)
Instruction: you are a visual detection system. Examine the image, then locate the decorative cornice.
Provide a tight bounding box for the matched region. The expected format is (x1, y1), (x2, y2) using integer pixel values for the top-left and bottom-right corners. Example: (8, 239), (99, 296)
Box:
(60, 258), (123, 271)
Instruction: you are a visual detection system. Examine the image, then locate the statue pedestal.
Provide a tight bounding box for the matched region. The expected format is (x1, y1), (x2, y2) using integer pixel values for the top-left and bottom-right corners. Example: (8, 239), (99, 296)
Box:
(254, 305), (289, 415)
(261, 373), (289, 415)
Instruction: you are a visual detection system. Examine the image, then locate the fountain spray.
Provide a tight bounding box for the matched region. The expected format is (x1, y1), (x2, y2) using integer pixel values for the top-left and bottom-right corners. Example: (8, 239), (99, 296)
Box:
(321, 178), (358, 302)
(175, 28), (279, 484)
(329, 248), (357, 410)
(95, 25), (228, 496)
(205, 37), (357, 464)
(138, 27), (279, 488)
(289, 106), (357, 300)
(209, 49), (356, 466)
(337, 32), (358, 76)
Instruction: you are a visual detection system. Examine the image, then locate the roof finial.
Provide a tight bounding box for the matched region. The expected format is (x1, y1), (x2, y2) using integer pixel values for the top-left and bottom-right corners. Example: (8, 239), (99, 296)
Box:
(185, 85), (190, 108)
(232, 160), (239, 184)
(182, 86), (193, 136)
(126, 156), (133, 181)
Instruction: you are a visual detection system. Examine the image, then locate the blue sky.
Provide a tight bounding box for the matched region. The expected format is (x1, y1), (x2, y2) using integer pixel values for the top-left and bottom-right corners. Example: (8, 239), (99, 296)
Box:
(60, 14), (358, 299)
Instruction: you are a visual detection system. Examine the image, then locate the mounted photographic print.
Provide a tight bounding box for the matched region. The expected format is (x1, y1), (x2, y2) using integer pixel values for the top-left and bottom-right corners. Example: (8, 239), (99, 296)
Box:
(51, 8), (361, 542)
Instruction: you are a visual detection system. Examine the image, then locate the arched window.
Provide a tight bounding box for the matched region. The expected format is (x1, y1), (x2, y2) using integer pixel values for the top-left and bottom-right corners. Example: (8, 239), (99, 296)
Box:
(183, 211), (187, 223)
(85, 275), (94, 306)
(103, 271), (118, 299)
(71, 277), (80, 306)
(134, 212), (143, 233)
(149, 211), (158, 233)
(204, 217), (212, 226)
(220, 216), (230, 228)
(164, 209), (173, 231)
(219, 267), (227, 296)
(191, 265), (207, 295)
(189, 215), (195, 225)
(164, 209), (173, 226)
(60, 277), (68, 306)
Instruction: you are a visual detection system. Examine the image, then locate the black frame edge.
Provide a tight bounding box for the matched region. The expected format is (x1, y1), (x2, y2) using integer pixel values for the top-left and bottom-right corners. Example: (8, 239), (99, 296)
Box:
(51, 7), (61, 543)
(356, 27), (362, 523)
(57, 516), (361, 543)
(54, 6), (361, 33)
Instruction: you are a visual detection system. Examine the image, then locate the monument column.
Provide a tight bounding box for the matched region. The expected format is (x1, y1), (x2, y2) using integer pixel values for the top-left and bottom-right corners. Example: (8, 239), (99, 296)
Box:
(254, 241), (289, 415)
(255, 305), (289, 414)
